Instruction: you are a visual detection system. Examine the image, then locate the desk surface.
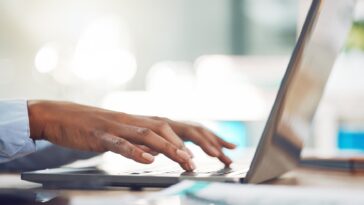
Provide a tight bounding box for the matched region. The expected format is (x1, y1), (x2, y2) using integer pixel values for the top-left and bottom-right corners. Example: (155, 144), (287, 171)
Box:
(1, 168), (364, 205)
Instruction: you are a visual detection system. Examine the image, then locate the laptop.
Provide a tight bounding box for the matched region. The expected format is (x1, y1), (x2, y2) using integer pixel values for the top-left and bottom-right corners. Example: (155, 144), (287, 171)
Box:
(21, 0), (356, 189)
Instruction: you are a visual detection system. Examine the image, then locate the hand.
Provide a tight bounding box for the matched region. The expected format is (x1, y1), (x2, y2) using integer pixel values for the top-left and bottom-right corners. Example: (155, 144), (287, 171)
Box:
(146, 116), (236, 165)
(28, 101), (236, 171)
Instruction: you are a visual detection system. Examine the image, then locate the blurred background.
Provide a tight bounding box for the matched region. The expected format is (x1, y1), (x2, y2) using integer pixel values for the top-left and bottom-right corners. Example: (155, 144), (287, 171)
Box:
(0, 0), (364, 154)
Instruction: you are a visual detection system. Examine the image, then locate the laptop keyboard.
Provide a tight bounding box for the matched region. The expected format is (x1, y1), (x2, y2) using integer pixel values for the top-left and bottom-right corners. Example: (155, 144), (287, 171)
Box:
(120, 166), (248, 177)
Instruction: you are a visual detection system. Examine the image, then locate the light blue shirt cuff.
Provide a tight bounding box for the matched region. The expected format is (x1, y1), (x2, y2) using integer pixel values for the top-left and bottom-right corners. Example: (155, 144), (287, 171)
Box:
(0, 100), (35, 163)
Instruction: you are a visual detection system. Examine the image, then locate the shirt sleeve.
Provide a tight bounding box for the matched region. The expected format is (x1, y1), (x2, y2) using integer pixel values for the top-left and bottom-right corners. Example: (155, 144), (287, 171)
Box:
(0, 100), (36, 163)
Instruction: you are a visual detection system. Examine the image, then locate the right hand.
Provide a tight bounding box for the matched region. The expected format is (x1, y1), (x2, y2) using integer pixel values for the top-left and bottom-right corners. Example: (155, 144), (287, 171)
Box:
(28, 100), (235, 171)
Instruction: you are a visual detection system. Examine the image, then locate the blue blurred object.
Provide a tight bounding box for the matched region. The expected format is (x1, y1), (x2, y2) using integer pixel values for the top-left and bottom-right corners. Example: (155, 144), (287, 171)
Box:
(338, 127), (364, 151)
(209, 121), (247, 148)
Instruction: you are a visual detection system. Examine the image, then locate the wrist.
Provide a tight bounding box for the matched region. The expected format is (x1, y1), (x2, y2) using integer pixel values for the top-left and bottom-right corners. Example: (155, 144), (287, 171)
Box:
(27, 100), (46, 140)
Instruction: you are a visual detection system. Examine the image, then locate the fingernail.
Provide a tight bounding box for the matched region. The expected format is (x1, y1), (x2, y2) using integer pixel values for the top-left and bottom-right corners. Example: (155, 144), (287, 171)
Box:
(142, 153), (155, 162)
(177, 149), (191, 161)
(189, 159), (196, 170)
(208, 146), (220, 157)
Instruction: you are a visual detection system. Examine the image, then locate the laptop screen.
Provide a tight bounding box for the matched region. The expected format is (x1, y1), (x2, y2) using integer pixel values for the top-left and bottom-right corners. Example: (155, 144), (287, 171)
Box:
(247, 0), (356, 183)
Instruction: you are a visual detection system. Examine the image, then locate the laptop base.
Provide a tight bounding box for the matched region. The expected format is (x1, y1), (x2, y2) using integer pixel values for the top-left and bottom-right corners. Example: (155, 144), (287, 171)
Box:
(21, 167), (246, 189)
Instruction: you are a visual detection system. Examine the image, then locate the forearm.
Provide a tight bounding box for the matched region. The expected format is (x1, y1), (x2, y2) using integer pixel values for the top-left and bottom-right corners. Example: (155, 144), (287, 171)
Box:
(0, 140), (98, 172)
(0, 100), (98, 169)
(0, 100), (35, 163)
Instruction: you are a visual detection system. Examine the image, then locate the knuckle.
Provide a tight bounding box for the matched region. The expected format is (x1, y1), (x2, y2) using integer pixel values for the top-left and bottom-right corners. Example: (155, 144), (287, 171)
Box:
(155, 121), (170, 132)
(89, 129), (103, 138)
(194, 126), (205, 133)
(136, 128), (152, 138)
(113, 138), (127, 147)
(177, 141), (185, 149)
(151, 116), (168, 121)
(89, 139), (106, 152)
(186, 130), (202, 141)
(185, 128), (195, 134)
(113, 112), (128, 121)
(164, 141), (174, 152)
(150, 116), (160, 120)
(127, 146), (136, 157)
(203, 142), (212, 149)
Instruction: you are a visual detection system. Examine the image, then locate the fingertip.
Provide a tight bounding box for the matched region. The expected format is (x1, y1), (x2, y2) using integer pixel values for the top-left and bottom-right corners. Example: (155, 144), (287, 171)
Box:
(226, 160), (233, 166)
(181, 162), (192, 172)
(224, 164), (232, 168)
(141, 152), (155, 162)
(189, 159), (196, 170)
(150, 151), (159, 156)
(228, 144), (237, 149)
(219, 154), (233, 166)
(224, 161), (233, 167)
(223, 142), (237, 149)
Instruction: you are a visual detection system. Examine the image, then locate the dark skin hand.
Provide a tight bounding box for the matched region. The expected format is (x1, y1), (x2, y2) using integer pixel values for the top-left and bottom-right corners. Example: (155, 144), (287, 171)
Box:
(27, 100), (236, 171)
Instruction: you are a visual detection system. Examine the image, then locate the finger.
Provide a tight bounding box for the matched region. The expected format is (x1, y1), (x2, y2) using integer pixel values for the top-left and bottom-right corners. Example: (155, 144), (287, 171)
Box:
(136, 129), (192, 167)
(183, 129), (221, 157)
(183, 159), (196, 171)
(100, 133), (155, 164)
(183, 146), (194, 158)
(125, 117), (193, 157)
(132, 116), (196, 157)
(199, 129), (224, 149)
(185, 129), (233, 165)
(112, 124), (194, 171)
(199, 130), (234, 165)
(218, 153), (233, 166)
(216, 137), (237, 149)
(137, 145), (159, 156)
(202, 129), (236, 149)
(152, 120), (185, 147)
(150, 120), (194, 158)
(200, 128), (236, 150)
